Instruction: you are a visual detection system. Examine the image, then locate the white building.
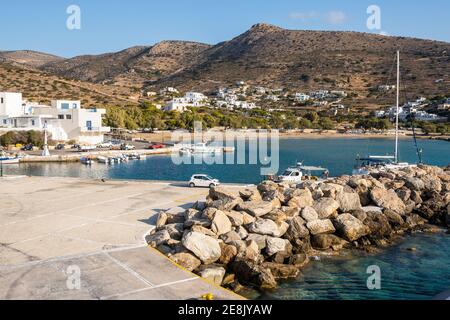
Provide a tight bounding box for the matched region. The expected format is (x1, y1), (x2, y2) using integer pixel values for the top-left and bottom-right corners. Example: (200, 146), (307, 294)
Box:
(0, 93), (110, 145)
(294, 93), (310, 102)
(164, 92), (208, 112)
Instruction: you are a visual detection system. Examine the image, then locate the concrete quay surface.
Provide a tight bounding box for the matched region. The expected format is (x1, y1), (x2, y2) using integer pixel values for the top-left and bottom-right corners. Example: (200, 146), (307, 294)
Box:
(0, 176), (244, 300)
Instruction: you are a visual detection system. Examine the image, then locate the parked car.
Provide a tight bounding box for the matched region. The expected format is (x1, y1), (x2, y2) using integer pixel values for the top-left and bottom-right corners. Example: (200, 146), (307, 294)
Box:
(148, 143), (166, 149)
(97, 142), (113, 149)
(21, 144), (34, 151)
(188, 175), (220, 188)
(55, 144), (65, 150)
(120, 143), (136, 151)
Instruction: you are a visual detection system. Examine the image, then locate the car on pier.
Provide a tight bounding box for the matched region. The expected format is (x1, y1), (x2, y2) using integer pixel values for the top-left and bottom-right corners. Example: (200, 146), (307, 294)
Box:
(188, 175), (220, 188)
(148, 143), (166, 150)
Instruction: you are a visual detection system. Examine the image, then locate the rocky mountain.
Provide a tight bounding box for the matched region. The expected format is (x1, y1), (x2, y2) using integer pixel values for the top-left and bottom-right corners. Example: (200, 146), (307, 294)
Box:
(41, 41), (211, 86)
(0, 50), (63, 68)
(3, 23), (450, 106)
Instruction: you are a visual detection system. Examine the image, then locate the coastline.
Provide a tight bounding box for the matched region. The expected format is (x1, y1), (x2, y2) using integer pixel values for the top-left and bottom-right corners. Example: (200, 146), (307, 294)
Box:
(132, 130), (450, 143)
(148, 164), (450, 297)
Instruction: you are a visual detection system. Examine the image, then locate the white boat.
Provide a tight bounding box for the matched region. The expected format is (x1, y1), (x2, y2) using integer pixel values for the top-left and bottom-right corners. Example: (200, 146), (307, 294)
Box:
(0, 156), (20, 164)
(97, 156), (110, 164)
(276, 163), (330, 183)
(179, 143), (223, 155)
(80, 157), (93, 165)
(353, 51), (419, 175)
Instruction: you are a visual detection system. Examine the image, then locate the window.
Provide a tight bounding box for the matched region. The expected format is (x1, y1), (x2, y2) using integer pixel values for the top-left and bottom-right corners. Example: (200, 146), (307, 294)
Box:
(66, 115), (72, 120)
(61, 103), (69, 110)
(86, 121), (92, 130)
(31, 120), (35, 126)
(58, 115), (64, 119)
(1, 98), (3, 104)
(3, 119), (7, 125)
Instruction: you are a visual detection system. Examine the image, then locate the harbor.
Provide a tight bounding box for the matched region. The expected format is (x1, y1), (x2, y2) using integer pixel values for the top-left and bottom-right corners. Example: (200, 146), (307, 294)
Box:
(0, 175), (243, 300)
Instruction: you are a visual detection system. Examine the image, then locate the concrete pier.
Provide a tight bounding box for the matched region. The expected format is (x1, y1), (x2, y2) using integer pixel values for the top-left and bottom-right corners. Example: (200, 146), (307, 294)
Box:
(0, 176), (243, 300)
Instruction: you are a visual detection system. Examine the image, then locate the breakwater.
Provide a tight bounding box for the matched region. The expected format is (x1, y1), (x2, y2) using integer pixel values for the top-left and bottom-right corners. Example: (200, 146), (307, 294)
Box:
(147, 164), (450, 294)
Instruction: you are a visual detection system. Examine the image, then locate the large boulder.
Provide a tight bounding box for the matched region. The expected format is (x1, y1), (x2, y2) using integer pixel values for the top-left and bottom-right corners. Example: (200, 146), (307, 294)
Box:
(311, 234), (348, 250)
(370, 187), (406, 214)
(146, 230), (171, 247)
(182, 231), (221, 264)
(197, 265), (226, 286)
(265, 237), (289, 256)
(170, 253), (201, 272)
(284, 216), (310, 240)
(156, 211), (168, 228)
(306, 219), (336, 235)
(248, 219), (287, 237)
(261, 262), (300, 279)
(236, 200), (277, 217)
(231, 258), (277, 289)
(383, 209), (405, 227)
(421, 175), (442, 193)
(221, 231), (242, 243)
(333, 213), (370, 241)
(288, 189), (314, 208)
(301, 206), (319, 222)
(336, 190), (362, 212)
(396, 188), (411, 203)
(313, 198), (340, 219)
(211, 211), (232, 236)
(289, 253), (310, 268)
(208, 186), (242, 211)
(160, 223), (184, 240)
(239, 188), (262, 202)
(246, 233), (268, 250)
(364, 212), (392, 239)
(403, 176), (425, 191)
(219, 243), (238, 265)
(224, 211), (245, 227)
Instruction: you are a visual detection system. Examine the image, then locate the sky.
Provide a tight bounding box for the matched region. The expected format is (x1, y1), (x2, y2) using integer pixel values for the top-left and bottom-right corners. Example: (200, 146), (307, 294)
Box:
(1, 0), (449, 58)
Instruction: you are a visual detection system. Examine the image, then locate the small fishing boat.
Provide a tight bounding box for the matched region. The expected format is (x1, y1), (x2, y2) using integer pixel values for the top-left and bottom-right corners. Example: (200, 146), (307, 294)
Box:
(276, 162), (330, 183)
(179, 143), (223, 155)
(80, 157), (93, 165)
(0, 156), (20, 164)
(97, 156), (110, 164)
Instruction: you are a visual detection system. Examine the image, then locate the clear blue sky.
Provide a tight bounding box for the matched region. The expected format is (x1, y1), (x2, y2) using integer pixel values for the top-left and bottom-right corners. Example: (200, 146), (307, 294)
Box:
(1, 0), (448, 58)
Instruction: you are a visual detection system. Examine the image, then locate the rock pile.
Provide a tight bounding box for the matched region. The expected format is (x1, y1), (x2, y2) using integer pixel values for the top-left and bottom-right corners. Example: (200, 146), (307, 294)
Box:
(146, 164), (450, 292)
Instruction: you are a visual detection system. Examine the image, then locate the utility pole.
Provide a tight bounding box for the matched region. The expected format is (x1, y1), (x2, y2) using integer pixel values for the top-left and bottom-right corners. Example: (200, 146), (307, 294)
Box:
(394, 50), (400, 164)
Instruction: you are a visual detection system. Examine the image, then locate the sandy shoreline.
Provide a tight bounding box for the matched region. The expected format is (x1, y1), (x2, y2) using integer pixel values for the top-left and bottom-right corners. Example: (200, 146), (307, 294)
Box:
(131, 130), (449, 143)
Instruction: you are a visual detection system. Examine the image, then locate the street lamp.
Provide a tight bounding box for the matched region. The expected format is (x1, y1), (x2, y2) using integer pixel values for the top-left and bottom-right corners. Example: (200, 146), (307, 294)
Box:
(42, 121), (50, 157)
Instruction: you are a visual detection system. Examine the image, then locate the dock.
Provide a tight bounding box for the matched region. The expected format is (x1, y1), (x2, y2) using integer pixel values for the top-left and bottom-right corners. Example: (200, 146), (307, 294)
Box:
(0, 176), (243, 300)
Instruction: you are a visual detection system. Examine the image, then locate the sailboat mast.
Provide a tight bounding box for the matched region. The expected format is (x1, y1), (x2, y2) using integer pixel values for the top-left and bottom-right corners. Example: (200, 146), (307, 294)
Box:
(395, 50), (400, 163)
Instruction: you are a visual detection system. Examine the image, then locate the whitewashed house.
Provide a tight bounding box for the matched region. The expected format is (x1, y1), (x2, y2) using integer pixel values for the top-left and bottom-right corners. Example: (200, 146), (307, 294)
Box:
(0, 93), (110, 145)
(294, 93), (310, 102)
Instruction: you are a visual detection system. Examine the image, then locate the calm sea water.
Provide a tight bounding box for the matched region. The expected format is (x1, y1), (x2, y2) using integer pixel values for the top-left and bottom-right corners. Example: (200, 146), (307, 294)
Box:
(259, 232), (450, 300)
(3, 137), (450, 300)
(3, 137), (450, 184)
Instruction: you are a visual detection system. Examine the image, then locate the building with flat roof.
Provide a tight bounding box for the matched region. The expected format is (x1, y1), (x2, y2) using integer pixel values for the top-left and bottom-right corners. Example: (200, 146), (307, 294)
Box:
(0, 93), (110, 145)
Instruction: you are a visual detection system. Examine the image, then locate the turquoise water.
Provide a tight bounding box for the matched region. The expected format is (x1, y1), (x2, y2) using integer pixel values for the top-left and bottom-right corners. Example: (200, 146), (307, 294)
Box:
(3, 138), (450, 184)
(259, 232), (450, 300)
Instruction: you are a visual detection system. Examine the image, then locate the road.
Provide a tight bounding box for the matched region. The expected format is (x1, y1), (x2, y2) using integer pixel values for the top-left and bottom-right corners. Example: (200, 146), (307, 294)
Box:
(0, 176), (243, 300)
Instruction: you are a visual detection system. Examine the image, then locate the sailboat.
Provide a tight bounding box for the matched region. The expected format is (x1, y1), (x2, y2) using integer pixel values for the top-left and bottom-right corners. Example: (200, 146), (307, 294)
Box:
(353, 51), (417, 175)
